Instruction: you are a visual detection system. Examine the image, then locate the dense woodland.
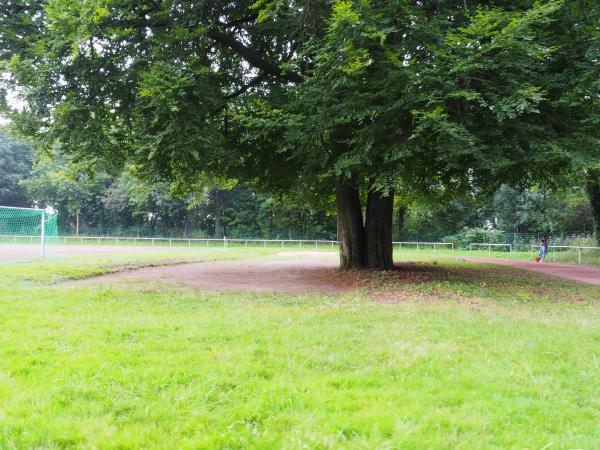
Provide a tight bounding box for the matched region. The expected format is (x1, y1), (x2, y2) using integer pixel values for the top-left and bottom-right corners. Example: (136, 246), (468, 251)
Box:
(0, 132), (336, 238)
(1, 131), (594, 241)
(1, 0), (599, 268)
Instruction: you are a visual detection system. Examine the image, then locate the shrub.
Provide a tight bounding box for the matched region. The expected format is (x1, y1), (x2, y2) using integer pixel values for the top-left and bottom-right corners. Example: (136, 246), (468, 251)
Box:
(443, 227), (506, 249)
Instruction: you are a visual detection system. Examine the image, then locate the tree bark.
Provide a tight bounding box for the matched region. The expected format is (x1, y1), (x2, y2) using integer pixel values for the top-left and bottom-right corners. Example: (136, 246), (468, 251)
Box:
(336, 180), (366, 270)
(365, 190), (394, 270)
(586, 168), (600, 245)
(397, 204), (407, 235)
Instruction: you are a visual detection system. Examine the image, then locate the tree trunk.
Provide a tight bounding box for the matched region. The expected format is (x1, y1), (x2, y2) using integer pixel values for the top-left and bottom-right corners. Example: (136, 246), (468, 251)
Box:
(586, 168), (600, 245)
(336, 180), (366, 270)
(397, 204), (407, 235)
(365, 190), (394, 270)
(184, 210), (191, 238)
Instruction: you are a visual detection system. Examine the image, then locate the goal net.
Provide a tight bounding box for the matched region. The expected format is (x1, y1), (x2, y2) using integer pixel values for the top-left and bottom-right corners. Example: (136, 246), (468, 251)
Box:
(0, 206), (59, 258)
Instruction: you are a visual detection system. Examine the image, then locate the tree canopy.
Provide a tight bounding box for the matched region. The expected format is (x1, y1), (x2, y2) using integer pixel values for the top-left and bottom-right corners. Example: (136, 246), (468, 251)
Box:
(1, 0), (599, 267)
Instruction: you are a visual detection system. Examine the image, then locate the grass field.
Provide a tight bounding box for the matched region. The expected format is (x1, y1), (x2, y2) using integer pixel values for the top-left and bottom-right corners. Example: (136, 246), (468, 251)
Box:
(0, 248), (599, 448)
(4, 235), (600, 265)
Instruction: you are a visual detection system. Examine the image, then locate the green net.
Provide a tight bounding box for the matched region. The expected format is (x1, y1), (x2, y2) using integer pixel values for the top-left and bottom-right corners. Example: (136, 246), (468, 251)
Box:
(0, 206), (60, 246)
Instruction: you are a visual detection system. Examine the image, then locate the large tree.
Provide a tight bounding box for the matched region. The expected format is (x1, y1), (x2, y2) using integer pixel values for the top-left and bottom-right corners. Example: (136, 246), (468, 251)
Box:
(1, 0), (598, 268)
(236, 0), (599, 267)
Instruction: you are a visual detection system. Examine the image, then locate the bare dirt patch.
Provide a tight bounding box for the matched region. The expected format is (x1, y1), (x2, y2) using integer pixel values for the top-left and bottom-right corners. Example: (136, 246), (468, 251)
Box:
(75, 251), (344, 293)
(65, 249), (600, 295)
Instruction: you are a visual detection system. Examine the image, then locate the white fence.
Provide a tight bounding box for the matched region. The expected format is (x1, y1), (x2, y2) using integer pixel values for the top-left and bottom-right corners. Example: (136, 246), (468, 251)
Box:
(531, 244), (600, 264)
(58, 236), (341, 248)
(4, 234), (600, 264)
(394, 241), (454, 252)
(1, 235), (456, 251)
(469, 243), (513, 258)
(0, 234), (339, 248)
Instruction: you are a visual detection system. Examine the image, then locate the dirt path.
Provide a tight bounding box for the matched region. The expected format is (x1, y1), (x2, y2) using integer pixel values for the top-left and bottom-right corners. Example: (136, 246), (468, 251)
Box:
(463, 257), (600, 286)
(76, 251), (342, 293)
(71, 251), (600, 293)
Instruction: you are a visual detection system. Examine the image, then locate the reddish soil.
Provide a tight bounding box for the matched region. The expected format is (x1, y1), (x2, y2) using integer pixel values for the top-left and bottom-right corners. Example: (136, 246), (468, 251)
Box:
(77, 251), (343, 293)
(76, 251), (600, 294)
(6, 242), (596, 291)
(463, 257), (600, 286)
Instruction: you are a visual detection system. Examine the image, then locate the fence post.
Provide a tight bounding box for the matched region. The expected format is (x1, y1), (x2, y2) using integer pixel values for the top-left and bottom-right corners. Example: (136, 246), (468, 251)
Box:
(417, 243), (419, 252)
(578, 247), (581, 264)
(553, 247), (556, 262)
(40, 212), (45, 257)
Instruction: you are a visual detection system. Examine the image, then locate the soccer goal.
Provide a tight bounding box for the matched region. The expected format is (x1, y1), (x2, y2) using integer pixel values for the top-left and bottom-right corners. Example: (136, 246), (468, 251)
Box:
(0, 206), (59, 257)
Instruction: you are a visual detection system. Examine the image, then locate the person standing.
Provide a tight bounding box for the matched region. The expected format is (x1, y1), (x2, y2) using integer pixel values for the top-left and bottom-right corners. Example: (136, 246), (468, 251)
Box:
(539, 234), (549, 262)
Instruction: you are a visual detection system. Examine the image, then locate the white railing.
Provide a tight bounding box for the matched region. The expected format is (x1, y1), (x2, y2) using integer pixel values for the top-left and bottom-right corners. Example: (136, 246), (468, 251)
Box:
(394, 241), (454, 252)
(0, 235), (339, 248)
(531, 244), (600, 264)
(0, 235), (41, 244)
(1, 235), (456, 252)
(469, 243), (512, 258)
(62, 236), (340, 248)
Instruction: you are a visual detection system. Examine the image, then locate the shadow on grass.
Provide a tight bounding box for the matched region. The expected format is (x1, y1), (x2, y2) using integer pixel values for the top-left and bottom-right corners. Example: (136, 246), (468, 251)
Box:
(324, 260), (599, 305)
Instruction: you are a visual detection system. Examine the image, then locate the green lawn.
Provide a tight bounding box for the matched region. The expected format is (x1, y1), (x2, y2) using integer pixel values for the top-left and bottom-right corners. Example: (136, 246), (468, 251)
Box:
(0, 250), (599, 449)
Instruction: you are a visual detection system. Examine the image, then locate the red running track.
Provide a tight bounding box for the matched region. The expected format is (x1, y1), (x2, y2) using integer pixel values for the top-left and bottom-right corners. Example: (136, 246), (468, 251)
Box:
(465, 257), (600, 286)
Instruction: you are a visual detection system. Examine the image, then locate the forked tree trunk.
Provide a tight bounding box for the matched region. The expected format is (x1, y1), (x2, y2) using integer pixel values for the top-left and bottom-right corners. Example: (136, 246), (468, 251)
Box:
(336, 180), (366, 270)
(365, 190), (394, 270)
(586, 168), (600, 245)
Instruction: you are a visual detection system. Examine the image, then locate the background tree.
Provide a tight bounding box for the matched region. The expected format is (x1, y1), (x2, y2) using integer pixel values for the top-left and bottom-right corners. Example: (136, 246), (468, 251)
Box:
(0, 131), (32, 207)
(492, 185), (593, 234)
(21, 147), (114, 233)
(585, 169), (600, 244)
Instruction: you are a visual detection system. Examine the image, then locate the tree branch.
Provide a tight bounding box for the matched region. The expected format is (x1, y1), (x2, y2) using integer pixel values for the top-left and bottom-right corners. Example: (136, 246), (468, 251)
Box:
(224, 73), (269, 99)
(206, 28), (303, 84)
(223, 14), (259, 28)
